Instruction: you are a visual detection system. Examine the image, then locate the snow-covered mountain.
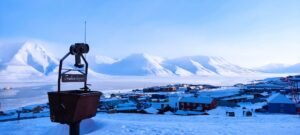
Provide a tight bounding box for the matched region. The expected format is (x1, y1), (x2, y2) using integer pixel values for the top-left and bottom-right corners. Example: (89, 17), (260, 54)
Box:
(256, 63), (300, 73)
(162, 56), (255, 76)
(91, 53), (173, 76)
(87, 54), (118, 75)
(0, 41), (258, 78)
(0, 42), (58, 81)
(91, 54), (255, 76)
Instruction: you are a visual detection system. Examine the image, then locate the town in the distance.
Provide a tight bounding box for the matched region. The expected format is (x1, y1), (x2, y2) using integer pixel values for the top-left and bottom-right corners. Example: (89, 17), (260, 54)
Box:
(1, 73), (299, 121)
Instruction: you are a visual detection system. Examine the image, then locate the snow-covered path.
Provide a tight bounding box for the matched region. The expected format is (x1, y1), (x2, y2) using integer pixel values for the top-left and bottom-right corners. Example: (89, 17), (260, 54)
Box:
(0, 113), (299, 135)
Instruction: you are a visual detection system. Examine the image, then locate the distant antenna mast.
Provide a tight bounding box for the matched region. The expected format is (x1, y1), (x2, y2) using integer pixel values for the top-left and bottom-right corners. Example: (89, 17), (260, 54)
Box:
(84, 21), (87, 43)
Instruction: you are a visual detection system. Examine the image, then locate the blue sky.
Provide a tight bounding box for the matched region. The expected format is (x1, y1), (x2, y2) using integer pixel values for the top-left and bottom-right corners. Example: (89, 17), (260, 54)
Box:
(1, 0), (300, 67)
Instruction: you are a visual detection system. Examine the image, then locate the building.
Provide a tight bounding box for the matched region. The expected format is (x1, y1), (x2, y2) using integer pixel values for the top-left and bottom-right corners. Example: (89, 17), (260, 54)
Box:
(143, 86), (161, 93)
(243, 83), (286, 93)
(218, 95), (254, 107)
(200, 84), (220, 89)
(143, 86), (176, 93)
(149, 94), (170, 111)
(99, 98), (129, 111)
(267, 93), (297, 114)
(178, 96), (217, 112)
(115, 101), (137, 113)
(253, 92), (269, 99)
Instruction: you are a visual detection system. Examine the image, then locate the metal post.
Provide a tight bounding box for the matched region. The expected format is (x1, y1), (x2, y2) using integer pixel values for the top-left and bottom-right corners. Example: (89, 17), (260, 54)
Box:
(69, 122), (80, 135)
(81, 54), (88, 91)
(58, 52), (71, 92)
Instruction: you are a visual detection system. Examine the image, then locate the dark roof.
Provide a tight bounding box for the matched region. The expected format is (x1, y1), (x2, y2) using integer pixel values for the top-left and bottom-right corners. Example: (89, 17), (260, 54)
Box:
(180, 96), (213, 104)
(267, 93), (295, 104)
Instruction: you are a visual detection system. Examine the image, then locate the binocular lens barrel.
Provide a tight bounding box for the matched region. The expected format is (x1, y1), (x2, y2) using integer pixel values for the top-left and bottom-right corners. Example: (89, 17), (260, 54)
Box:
(69, 43), (89, 55)
(69, 43), (89, 68)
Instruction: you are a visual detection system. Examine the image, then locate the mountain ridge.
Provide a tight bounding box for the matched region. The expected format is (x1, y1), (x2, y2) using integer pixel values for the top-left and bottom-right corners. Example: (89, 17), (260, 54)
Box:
(256, 63), (300, 73)
(0, 41), (263, 77)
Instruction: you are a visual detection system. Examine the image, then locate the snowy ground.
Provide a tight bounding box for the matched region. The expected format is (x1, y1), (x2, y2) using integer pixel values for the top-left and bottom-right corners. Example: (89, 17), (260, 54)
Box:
(0, 110), (299, 135)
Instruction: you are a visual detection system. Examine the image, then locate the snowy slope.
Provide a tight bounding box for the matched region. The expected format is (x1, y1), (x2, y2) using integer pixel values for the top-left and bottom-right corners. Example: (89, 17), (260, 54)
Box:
(208, 57), (255, 75)
(174, 66), (194, 76)
(163, 56), (254, 76)
(87, 54), (118, 76)
(163, 56), (216, 76)
(190, 60), (216, 76)
(92, 53), (173, 76)
(0, 42), (58, 75)
(256, 63), (300, 73)
(0, 42), (59, 81)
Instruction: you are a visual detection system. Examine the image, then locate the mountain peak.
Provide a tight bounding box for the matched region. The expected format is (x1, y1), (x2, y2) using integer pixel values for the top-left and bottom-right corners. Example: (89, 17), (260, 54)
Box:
(93, 53), (172, 76)
(22, 41), (41, 49)
(6, 41), (58, 75)
(125, 53), (165, 64)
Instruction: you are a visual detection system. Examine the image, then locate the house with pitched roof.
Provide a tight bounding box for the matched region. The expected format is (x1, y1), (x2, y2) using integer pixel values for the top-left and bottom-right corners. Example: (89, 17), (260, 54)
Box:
(267, 93), (296, 114)
(178, 96), (217, 112)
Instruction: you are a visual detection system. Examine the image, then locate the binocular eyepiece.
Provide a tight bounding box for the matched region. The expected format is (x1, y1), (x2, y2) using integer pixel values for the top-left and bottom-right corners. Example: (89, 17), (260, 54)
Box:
(69, 43), (89, 68)
(69, 43), (89, 55)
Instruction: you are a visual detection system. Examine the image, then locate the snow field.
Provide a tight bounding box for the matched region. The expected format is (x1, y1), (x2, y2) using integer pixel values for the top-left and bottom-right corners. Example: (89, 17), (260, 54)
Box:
(0, 111), (299, 135)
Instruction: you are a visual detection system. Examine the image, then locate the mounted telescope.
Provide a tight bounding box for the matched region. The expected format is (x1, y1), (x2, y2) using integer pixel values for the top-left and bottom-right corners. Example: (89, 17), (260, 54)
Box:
(70, 43), (89, 68)
(48, 42), (101, 135)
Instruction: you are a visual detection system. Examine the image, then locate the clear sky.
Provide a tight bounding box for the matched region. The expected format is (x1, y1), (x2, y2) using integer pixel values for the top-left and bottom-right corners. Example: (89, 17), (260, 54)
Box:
(1, 0), (300, 68)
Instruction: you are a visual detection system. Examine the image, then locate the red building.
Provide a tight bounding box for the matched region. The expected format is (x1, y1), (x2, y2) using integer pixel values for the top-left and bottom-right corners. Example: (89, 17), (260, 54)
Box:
(179, 96), (217, 111)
